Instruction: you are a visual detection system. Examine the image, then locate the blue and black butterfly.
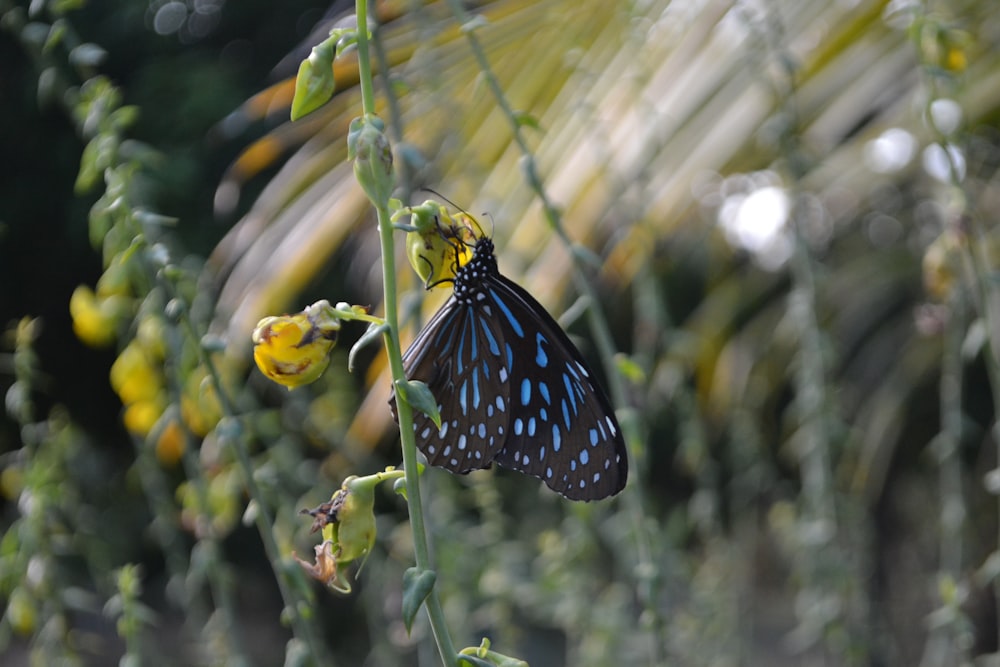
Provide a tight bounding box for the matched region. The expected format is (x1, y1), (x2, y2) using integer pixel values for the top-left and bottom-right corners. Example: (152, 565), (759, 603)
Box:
(393, 222), (628, 501)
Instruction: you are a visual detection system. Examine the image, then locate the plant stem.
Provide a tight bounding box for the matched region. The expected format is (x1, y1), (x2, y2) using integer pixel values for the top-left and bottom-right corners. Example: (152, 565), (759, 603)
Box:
(172, 298), (332, 666)
(356, 0), (457, 663)
(355, 0), (377, 117)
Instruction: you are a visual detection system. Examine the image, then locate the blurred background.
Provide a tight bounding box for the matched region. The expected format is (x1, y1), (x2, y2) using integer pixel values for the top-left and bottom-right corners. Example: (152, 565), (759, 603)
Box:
(2, 0), (1000, 665)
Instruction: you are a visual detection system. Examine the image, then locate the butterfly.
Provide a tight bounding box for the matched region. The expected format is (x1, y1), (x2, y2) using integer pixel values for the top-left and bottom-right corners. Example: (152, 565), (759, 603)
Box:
(393, 226), (628, 501)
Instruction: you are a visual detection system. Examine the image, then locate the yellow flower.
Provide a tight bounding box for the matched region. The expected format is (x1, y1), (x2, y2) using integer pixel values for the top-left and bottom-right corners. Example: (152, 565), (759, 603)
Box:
(945, 47), (967, 73)
(155, 419), (186, 467)
(252, 301), (340, 389)
(180, 367), (222, 437)
(123, 397), (166, 436)
(70, 285), (125, 348)
(403, 201), (482, 288)
(110, 342), (163, 405)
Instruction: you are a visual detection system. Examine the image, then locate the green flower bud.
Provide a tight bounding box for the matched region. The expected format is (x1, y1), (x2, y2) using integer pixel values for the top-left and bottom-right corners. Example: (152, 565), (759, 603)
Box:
(296, 468), (405, 592)
(349, 114), (395, 206)
(290, 39), (336, 120)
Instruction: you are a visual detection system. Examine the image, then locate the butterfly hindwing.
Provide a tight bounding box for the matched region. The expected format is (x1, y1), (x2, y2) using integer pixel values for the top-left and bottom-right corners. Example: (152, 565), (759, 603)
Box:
(484, 276), (628, 501)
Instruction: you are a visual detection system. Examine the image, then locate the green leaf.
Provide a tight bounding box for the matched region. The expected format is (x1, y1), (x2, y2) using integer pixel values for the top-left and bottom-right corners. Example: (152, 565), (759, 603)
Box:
(43, 19), (66, 52)
(349, 321), (388, 372)
(109, 106), (140, 133)
(512, 110), (541, 130)
(395, 379), (441, 429)
(488, 653), (529, 667)
(75, 134), (115, 193)
(614, 353), (646, 383)
(401, 567), (436, 633)
(461, 14), (490, 33)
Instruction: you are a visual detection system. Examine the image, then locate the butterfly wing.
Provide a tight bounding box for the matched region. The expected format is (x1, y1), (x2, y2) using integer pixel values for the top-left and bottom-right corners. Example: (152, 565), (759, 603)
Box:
(483, 275), (628, 501)
(399, 297), (512, 473)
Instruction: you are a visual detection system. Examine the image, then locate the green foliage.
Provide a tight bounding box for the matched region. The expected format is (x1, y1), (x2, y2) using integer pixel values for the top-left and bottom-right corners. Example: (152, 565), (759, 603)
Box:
(401, 567), (437, 633)
(3, 0), (1000, 666)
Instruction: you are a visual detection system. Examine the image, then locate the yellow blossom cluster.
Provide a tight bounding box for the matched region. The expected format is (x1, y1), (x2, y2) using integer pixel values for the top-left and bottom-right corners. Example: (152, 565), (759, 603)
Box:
(70, 269), (222, 465)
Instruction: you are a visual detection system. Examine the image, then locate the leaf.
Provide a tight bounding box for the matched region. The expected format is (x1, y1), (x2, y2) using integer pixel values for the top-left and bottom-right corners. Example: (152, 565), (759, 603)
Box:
(394, 379), (442, 429)
(488, 654), (529, 667)
(349, 321), (388, 372)
(69, 42), (108, 68)
(512, 110), (541, 130)
(614, 353), (646, 384)
(401, 567), (436, 633)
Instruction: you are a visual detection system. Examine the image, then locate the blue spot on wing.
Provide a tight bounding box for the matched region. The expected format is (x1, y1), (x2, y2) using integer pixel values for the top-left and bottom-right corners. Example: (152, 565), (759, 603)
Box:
(563, 373), (578, 415)
(478, 315), (501, 355)
(472, 366), (481, 409)
(535, 332), (548, 367)
(489, 288), (525, 337)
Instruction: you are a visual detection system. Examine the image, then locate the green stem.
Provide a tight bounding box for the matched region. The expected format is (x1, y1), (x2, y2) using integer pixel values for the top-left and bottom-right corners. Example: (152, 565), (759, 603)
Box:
(355, 0), (377, 117)
(171, 297), (332, 666)
(442, 3), (662, 662)
(356, 0), (457, 663)
(377, 202), (457, 665)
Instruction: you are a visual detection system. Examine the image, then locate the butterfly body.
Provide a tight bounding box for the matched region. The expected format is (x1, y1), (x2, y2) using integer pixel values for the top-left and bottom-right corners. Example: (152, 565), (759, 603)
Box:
(397, 236), (628, 501)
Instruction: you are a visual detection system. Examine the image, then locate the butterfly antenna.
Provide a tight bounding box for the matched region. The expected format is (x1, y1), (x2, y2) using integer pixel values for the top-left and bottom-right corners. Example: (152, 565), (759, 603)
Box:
(481, 212), (495, 239)
(422, 188), (488, 243)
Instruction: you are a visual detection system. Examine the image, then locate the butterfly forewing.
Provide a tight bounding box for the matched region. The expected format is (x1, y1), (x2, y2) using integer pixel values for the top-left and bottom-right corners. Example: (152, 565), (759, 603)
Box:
(400, 298), (511, 473)
(396, 236), (628, 501)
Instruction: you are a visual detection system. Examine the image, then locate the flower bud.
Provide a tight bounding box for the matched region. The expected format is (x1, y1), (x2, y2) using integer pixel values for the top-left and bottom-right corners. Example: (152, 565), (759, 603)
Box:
(297, 475), (377, 592)
(290, 39), (336, 121)
(348, 114), (395, 206)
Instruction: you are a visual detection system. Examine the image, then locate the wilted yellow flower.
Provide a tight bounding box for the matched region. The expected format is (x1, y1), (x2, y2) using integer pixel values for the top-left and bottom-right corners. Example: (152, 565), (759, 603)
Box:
(70, 285), (126, 348)
(252, 301), (340, 389)
(403, 201), (482, 288)
(296, 474), (378, 593)
(295, 469), (404, 593)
